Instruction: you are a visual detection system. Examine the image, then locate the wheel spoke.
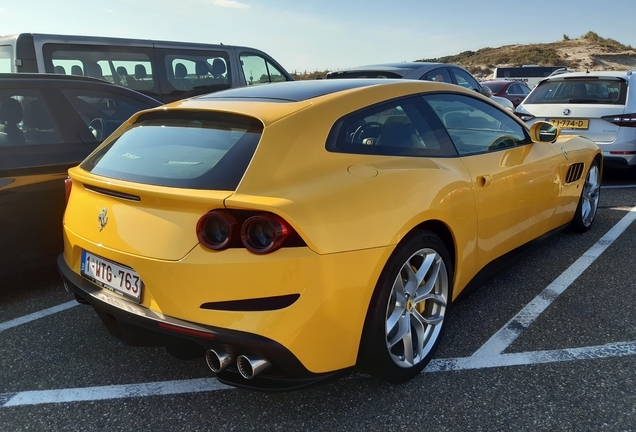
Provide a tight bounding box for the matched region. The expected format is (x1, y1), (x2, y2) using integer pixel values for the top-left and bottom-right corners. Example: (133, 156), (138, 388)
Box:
(401, 324), (415, 365)
(412, 308), (444, 326)
(413, 292), (447, 308)
(412, 253), (436, 294)
(387, 315), (410, 349)
(410, 314), (425, 363)
(413, 258), (442, 302)
(386, 305), (404, 336)
(392, 269), (407, 301)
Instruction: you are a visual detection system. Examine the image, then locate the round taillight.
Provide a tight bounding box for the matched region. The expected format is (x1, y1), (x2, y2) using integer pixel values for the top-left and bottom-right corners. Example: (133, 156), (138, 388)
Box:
(197, 211), (237, 250)
(241, 214), (289, 254)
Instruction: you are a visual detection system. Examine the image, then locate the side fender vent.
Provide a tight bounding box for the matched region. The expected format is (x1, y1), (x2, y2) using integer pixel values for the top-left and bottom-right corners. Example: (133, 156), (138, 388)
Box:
(565, 163), (585, 183)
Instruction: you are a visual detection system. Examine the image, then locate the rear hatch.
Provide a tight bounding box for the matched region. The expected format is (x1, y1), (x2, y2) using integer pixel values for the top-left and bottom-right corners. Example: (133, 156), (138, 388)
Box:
(66, 110), (263, 260)
(519, 76), (627, 143)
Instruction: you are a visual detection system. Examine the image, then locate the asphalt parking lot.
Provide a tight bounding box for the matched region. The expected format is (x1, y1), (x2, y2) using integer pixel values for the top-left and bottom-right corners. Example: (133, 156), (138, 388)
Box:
(1, 169), (636, 431)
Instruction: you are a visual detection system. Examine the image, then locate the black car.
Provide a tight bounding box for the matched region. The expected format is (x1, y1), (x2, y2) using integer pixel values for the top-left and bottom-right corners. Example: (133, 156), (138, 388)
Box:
(0, 73), (161, 276)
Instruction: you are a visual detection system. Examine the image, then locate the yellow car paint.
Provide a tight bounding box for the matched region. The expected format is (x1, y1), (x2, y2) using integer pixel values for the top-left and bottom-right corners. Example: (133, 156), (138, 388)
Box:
(60, 80), (602, 381)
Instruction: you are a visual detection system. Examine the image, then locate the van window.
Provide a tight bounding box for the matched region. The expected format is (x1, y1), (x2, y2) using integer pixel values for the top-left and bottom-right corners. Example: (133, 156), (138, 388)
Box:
(42, 44), (160, 99)
(240, 54), (286, 86)
(160, 51), (231, 97)
(0, 46), (12, 73)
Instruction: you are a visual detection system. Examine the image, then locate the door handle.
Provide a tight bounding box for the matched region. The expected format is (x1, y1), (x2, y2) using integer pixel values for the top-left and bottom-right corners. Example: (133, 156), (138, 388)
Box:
(477, 175), (492, 187)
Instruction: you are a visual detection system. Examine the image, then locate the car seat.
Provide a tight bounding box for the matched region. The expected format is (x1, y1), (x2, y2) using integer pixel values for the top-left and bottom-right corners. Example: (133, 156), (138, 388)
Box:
(0, 98), (25, 146)
(23, 99), (58, 144)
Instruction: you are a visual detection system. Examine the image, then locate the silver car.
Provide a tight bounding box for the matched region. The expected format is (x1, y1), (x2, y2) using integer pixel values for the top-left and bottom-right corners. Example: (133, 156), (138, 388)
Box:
(516, 70), (636, 169)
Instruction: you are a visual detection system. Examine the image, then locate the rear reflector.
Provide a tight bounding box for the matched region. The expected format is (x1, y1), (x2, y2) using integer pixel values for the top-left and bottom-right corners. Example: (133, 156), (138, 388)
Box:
(157, 322), (215, 339)
(609, 151), (636, 155)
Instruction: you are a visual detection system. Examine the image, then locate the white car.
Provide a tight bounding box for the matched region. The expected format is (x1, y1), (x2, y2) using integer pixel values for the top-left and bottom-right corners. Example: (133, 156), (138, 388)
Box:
(515, 70), (636, 169)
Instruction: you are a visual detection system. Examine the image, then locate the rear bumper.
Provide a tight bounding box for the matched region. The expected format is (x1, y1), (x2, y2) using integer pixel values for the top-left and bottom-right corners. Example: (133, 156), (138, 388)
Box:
(57, 254), (350, 391)
(602, 154), (635, 168)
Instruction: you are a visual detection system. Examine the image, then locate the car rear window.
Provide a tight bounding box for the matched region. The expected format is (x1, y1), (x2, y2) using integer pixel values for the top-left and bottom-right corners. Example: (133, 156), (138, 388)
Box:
(524, 78), (627, 105)
(81, 111), (263, 190)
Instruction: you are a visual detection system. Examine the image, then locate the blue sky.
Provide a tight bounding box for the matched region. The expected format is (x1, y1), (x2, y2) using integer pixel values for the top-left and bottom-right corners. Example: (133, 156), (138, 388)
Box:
(2, 0), (635, 73)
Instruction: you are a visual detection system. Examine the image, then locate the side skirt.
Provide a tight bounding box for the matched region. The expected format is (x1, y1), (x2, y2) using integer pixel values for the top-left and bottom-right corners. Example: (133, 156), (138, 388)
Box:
(455, 223), (569, 302)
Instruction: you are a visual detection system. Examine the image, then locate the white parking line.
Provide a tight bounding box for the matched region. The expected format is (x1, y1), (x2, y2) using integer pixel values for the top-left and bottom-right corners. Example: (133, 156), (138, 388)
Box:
(0, 301), (78, 333)
(426, 341), (636, 372)
(471, 205), (636, 359)
(601, 184), (636, 189)
(1, 379), (231, 407)
(2, 206), (636, 407)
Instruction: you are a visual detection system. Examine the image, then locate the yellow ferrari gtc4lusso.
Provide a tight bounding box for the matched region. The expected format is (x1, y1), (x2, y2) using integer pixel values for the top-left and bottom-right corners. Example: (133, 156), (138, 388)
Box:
(58, 79), (601, 390)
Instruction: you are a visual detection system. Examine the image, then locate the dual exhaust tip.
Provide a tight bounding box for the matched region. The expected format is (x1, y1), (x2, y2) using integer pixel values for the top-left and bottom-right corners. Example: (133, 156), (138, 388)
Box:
(205, 349), (270, 380)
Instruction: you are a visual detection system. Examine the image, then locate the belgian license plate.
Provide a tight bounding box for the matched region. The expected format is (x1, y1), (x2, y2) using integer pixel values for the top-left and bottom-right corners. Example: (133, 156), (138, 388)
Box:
(81, 251), (143, 303)
(549, 118), (589, 129)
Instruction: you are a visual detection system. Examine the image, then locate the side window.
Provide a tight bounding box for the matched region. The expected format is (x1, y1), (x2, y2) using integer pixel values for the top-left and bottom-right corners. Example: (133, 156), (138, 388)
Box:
(507, 84), (519, 95)
(0, 90), (62, 146)
(240, 54), (286, 86)
(449, 68), (480, 92)
(60, 88), (158, 142)
(421, 68), (452, 83)
(43, 44), (159, 99)
(163, 52), (231, 94)
(423, 93), (529, 155)
(0, 45), (13, 73)
(327, 96), (456, 157)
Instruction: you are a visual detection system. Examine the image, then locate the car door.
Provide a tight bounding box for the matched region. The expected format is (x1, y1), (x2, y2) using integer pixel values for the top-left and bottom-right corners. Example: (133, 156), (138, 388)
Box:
(423, 93), (562, 268)
(0, 80), (160, 276)
(0, 84), (87, 275)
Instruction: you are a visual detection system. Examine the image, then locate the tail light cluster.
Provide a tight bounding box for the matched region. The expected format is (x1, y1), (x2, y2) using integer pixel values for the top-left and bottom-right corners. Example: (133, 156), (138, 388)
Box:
(196, 210), (305, 254)
(601, 113), (636, 127)
(514, 112), (535, 122)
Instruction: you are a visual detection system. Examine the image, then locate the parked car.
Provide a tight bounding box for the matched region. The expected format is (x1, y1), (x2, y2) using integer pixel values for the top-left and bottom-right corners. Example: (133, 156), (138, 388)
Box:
(58, 79), (601, 391)
(0, 73), (161, 276)
(0, 33), (294, 103)
(481, 80), (531, 107)
(326, 62), (515, 111)
(515, 70), (636, 169)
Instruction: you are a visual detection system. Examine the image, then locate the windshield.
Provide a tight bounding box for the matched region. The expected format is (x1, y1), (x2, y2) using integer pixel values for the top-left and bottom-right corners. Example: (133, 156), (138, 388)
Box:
(524, 78), (627, 105)
(81, 111), (263, 190)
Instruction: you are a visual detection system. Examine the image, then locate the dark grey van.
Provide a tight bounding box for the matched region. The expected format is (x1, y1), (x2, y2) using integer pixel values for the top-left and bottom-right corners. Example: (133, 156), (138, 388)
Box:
(0, 33), (293, 103)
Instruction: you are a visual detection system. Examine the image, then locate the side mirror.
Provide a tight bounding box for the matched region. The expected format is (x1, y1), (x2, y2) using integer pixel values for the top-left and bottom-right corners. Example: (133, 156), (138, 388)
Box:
(529, 121), (561, 143)
(479, 85), (493, 98)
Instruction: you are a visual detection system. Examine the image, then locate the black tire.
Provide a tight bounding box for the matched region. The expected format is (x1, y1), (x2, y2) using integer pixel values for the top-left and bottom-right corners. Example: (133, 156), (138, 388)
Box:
(358, 230), (453, 383)
(570, 159), (601, 233)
